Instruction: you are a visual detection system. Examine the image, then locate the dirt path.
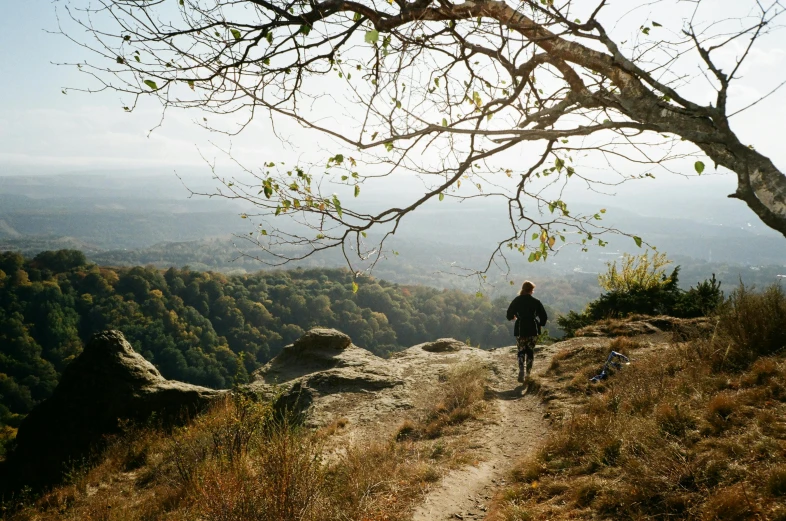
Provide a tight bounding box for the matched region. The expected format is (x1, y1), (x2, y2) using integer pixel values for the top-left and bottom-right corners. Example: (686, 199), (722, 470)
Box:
(411, 345), (555, 521)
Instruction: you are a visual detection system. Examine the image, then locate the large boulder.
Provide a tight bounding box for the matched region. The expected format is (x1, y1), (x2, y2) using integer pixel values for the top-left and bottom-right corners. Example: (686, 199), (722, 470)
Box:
(420, 338), (468, 353)
(5, 330), (224, 491)
(256, 328), (364, 382)
(250, 328), (404, 425)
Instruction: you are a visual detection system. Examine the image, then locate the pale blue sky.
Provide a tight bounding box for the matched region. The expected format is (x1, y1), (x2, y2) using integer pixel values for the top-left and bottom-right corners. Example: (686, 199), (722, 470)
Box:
(1, 0), (785, 192)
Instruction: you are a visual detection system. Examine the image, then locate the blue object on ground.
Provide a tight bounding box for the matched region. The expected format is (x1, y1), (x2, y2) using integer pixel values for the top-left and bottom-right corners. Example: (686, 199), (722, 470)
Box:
(590, 351), (631, 383)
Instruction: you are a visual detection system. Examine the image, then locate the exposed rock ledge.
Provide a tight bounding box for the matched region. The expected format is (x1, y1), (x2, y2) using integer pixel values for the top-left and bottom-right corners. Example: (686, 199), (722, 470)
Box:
(5, 330), (224, 491)
(4, 328), (486, 492)
(575, 315), (716, 340)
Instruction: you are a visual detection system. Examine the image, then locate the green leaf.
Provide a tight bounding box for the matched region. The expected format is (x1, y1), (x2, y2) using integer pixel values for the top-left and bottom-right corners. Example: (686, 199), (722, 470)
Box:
(299, 25), (311, 36)
(361, 231), (367, 238)
(143, 79), (158, 90)
(116, 56), (125, 65)
(633, 236), (643, 248)
(475, 291), (483, 298)
(641, 26), (650, 35)
(694, 161), (705, 174)
(528, 252), (537, 263)
(260, 229), (267, 235)
(230, 28), (241, 40)
(334, 153), (344, 164)
(441, 118), (448, 127)
(395, 99), (401, 109)
(266, 32), (273, 44)
(134, 55), (141, 63)
(352, 281), (359, 294)
(652, 21), (662, 27)
(353, 12), (362, 22)
(439, 192), (444, 201)
(187, 79), (195, 90)
(333, 195), (343, 218)
(365, 30), (379, 44)
(354, 185), (360, 197)
(384, 142), (394, 152)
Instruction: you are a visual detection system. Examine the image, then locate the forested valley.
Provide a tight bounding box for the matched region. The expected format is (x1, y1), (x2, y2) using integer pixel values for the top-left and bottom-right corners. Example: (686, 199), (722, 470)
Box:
(0, 249), (559, 443)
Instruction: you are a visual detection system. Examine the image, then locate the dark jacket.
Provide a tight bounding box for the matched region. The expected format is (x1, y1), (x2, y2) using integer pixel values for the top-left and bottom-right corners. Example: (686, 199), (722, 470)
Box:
(506, 294), (548, 338)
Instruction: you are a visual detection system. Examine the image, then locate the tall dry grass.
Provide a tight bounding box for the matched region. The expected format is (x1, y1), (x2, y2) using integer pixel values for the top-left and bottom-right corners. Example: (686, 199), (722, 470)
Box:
(398, 361), (489, 440)
(703, 283), (786, 369)
(4, 362), (491, 521)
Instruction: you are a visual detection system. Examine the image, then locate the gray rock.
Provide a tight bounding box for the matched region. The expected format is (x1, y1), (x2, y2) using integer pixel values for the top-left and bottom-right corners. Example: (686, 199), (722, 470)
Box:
(293, 328), (352, 352)
(306, 368), (404, 392)
(254, 328), (392, 384)
(6, 330), (224, 491)
(272, 381), (315, 424)
(421, 338), (468, 353)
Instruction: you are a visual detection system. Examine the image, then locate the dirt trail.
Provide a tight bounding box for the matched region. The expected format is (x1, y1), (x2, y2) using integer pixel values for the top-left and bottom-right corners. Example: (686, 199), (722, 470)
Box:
(411, 345), (557, 521)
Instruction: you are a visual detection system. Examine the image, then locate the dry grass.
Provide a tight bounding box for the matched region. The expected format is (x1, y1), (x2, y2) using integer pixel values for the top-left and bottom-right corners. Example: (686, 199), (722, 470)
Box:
(4, 361), (491, 521)
(489, 284), (786, 521)
(316, 417), (349, 438)
(397, 362), (489, 441)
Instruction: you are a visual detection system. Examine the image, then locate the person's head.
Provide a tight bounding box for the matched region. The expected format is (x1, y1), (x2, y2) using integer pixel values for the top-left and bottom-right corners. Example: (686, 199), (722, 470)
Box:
(519, 280), (536, 295)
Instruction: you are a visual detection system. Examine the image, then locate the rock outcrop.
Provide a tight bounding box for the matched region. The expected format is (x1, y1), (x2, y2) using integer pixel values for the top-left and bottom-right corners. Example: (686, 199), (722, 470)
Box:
(576, 315), (716, 340)
(5, 330), (224, 490)
(251, 330), (490, 430)
(419, 338), (468, 353)
(253, 328), (403, 392)
(4, 328), (496, 492)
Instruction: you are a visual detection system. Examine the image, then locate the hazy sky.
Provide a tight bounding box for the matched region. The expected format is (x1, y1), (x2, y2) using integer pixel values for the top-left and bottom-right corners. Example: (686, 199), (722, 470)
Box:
(1, 1), (785, 196)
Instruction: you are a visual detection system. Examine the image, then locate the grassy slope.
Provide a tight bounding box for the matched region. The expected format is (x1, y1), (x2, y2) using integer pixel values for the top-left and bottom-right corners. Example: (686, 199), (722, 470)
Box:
(2, 364), (490, 521)
(490, 287), (786, 521)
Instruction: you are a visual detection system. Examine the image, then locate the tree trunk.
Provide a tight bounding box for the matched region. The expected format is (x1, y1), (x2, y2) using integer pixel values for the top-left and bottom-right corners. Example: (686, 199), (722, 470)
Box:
(698, 139), (786, 238)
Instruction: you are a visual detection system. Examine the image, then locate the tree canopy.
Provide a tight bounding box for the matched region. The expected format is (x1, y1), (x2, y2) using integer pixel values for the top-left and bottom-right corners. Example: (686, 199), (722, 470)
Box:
(60, 0), (786, 272)
(0, 250), (542, 436)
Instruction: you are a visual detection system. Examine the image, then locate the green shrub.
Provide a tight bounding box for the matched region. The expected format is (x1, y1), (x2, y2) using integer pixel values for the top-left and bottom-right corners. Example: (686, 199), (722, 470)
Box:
(557, 258), (723, 337)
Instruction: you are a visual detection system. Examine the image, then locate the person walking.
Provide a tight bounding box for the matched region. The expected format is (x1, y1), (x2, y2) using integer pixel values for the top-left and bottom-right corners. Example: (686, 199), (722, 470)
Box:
(506, 280), (548, 382)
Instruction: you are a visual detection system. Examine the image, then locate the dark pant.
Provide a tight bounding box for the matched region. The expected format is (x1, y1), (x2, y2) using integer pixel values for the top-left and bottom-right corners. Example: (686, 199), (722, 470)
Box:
(517, 336), (537, 375)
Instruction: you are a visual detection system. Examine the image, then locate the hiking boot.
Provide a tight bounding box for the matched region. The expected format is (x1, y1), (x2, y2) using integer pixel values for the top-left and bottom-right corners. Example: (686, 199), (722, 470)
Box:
(517, 369), (525, 383)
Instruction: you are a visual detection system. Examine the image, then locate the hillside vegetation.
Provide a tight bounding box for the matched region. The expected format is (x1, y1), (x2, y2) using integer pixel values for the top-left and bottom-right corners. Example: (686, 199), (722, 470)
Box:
(2, 245), (782, 520)
(491, 284), (786, 521)
(0, 249), (534, 441)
